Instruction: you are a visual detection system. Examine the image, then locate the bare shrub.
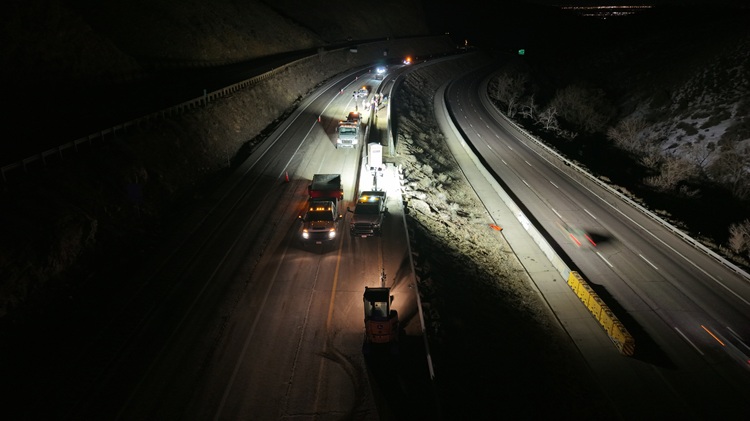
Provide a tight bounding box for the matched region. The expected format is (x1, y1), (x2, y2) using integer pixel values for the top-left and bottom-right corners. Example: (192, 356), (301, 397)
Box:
(639, 154), (662, 170)
(707, 142), (750, 199)
(728, 219), (750, 257)
(644, 155), (697, 191)
(676, 121), (699, 136)
(489, 71), (528, 118)
(550, 84), (613, 134)
(520, 94), (538, 120)
(607, 116), (649, 153)
(681, 141), (716, 170)
(538, 105), (559, 132)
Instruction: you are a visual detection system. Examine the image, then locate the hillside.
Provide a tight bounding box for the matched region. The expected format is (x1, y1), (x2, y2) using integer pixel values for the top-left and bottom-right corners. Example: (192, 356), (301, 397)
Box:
(0, 0), (436, 321)
(492, 7), (750, 260)
(1, 0), (429, 86)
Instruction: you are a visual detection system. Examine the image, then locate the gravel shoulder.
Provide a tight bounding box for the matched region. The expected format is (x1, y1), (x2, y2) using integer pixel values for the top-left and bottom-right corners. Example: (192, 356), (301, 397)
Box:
(392, 53), (615, 419)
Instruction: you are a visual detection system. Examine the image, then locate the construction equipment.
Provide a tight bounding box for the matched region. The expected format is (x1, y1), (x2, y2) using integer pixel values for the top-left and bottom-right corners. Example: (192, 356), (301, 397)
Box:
(362, 269), (399, 354)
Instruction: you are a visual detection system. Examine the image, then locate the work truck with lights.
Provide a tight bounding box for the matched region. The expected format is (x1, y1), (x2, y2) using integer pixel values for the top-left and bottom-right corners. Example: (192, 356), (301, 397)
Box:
(298, 174), (344, 244)
(348, 190), (387, 237)
(336, 111), (362, 149)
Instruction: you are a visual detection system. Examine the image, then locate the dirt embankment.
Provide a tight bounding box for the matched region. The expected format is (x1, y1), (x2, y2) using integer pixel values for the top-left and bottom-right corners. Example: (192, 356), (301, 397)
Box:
(392, 55), (614, 418)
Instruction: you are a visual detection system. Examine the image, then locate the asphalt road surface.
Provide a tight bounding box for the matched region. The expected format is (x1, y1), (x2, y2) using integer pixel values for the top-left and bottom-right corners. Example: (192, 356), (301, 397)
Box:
(442, 64), (750, 419)
(4, 66), (437, 420)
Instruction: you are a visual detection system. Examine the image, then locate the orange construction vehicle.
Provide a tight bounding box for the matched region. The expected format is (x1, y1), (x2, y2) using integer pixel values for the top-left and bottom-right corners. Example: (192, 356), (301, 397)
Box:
(362, 269), (399, 354)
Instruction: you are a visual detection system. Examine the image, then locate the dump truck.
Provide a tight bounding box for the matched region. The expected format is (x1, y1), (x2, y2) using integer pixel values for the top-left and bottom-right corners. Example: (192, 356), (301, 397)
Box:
(348, 190), (387, 237)
(336, 112), (362, 149)
(298, 174), (344, 244)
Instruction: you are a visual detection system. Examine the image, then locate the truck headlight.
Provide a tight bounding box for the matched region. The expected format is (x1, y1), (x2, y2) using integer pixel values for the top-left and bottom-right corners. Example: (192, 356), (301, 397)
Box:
(328, 229), (336, 239)
(302, 230), (309, 239)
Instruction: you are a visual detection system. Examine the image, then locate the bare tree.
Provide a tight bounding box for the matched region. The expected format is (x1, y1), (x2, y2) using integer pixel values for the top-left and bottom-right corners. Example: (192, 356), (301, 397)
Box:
(607, 116), (649, 153)
(639, 153), (662, 171)
(707, 142), (750, 199)
(550, 84), (613, 134)
(520, 94), (537, 120)
(728, 219), (750, 258)
(644, 155), (697, 191)
(489, 71), (528, 118)
(682, 141), (716, 171)
(538, 105), (559, 132)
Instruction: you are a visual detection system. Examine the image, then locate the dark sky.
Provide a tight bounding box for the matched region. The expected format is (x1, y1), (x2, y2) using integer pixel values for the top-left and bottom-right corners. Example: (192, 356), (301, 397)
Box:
(425, 0), (747, 51)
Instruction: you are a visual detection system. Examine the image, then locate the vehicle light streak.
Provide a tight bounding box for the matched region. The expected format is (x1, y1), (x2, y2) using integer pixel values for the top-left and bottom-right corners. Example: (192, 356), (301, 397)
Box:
(701, 325), (726, 346)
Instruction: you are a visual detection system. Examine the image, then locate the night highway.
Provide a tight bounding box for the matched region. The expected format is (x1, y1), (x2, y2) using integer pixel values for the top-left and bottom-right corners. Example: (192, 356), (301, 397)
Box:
(8, 64), (437, 420)
(442, 65), (750, 418)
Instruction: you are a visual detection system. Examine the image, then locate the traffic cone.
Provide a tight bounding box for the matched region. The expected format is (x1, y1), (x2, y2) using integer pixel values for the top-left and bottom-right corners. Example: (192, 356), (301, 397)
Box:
(285, 171), (289, 183)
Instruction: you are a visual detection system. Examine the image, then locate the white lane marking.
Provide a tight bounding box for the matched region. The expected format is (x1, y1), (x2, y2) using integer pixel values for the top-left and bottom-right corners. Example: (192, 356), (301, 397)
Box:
(727, 326), (750, 352)
(639, 254), (659, 270)
(596, 252), (614, 268)
(674, 327), (704, 355)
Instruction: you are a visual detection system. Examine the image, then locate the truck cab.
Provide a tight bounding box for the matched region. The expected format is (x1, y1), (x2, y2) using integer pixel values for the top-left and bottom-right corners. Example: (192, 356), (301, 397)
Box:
(336, 118), (361, 149)
(299, 200), (342, 244)
(299, 174), (344, 245)
(348, 191), (387, 237)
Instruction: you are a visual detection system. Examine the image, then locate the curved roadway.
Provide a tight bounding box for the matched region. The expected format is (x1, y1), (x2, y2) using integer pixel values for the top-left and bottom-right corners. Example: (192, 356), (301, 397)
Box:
(443, 63), (750, 418)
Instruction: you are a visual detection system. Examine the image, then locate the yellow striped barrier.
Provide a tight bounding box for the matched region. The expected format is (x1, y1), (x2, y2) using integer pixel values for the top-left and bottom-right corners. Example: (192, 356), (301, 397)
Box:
(567, 271), (635, 356)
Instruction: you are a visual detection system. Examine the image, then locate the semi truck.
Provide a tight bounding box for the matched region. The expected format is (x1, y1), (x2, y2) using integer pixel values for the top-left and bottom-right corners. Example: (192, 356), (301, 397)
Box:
(336, 112), (362, 149)
(298, 174), (344, 244)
